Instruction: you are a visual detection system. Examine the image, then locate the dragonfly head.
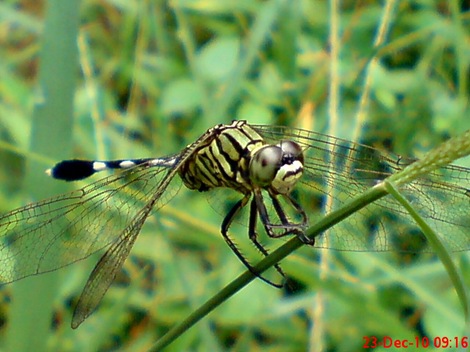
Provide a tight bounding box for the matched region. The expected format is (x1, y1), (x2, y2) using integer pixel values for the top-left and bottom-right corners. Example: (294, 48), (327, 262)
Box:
(249, 140), (304, 194)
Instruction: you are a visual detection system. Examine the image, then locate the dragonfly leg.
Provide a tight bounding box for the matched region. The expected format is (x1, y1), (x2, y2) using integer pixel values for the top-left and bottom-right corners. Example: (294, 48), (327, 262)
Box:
(253, 188), (314, 245)
(247, 196), (288, 285)
(272, 192), (314, 246)
(221, 193), (284, 288)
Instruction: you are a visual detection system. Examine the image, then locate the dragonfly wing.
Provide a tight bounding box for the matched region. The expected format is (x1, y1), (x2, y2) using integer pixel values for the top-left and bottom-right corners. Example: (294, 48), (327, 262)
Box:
(70, 128), (223, 326)
(0, 162), (179, 285)
(253, 124), (470, 252)
(71, 206), (149, 328)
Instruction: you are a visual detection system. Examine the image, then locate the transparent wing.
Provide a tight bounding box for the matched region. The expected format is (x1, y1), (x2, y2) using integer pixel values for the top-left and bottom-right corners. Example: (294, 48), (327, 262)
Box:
(253, 125), (470, 252)
(71, 201), (152, 328)
(0, 161), (182, 284)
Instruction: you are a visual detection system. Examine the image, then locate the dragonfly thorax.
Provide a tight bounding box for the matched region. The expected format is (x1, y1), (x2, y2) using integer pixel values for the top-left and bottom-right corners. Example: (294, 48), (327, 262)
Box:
(178, 121), (265, 193)
(179, 120), (304, 195)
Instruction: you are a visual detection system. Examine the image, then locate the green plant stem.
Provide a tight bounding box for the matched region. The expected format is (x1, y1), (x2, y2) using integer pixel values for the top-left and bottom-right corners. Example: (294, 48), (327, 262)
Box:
(6, 1), (80, 351)
(150, 184), (388, 351)
(384, 180), (469, 321)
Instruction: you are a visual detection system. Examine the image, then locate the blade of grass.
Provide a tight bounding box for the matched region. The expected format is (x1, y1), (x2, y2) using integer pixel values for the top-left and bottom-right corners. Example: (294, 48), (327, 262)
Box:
(6, 1), (80, 351)
(384, 180), (469, 321)
(387, 130), (470, 185)
(173, 0), (288, 123)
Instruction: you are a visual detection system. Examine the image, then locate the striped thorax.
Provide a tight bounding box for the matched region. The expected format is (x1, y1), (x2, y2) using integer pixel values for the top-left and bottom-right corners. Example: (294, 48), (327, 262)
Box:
(179, 120), (305, 195)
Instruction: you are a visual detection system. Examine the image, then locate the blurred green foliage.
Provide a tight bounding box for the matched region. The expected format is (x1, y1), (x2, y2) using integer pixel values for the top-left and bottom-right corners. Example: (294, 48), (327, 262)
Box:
(0, 0), (469, 351)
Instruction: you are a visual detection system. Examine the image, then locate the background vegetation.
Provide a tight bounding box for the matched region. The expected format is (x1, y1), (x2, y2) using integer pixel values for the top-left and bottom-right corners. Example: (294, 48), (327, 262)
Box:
(0, 0), (469, 351)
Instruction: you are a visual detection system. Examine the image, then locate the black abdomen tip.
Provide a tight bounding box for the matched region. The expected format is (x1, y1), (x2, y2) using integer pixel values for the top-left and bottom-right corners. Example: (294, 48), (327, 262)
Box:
(48, 160), (96, 181)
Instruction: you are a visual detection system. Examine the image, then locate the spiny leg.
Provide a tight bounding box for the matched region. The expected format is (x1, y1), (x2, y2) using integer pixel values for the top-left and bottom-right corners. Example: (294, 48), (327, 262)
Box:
(269, 191), (290, 226)
(221, 193), (283, 287)
(253, 187), (291, 238)
(247, 196), (288, 287)
(269, 190), (307, 227)
(269, 190), (313, 245)
(221, 195), (251, 269)
(253, 188), (313, 245)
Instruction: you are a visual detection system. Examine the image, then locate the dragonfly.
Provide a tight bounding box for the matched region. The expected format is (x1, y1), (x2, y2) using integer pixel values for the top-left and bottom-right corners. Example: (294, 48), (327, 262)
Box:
(0, 120), (469, 328)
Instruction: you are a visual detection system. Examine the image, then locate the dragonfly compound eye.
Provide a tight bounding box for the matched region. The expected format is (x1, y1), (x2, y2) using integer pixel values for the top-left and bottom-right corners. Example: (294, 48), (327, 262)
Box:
(250, 145), (283, 187)
(250, 142), (304, 194)
(277, 140), (304, 165)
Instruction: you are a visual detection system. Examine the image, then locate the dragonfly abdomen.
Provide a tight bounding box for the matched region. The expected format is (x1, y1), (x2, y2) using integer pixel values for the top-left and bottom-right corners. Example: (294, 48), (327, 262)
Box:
(46, 157), (177, 181)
